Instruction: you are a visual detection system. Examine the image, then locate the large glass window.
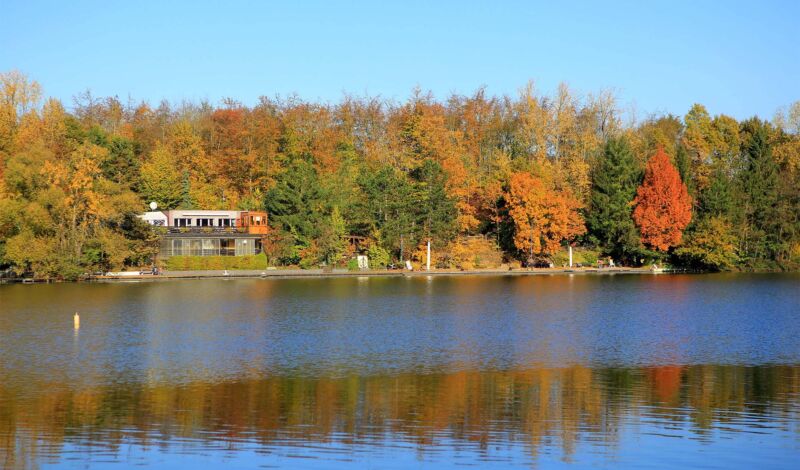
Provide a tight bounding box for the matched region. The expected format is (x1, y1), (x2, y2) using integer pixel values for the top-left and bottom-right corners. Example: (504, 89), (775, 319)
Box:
(235, 239), (255, 256)
(221, 239), (235, 256)
(202, 238), (218, 255)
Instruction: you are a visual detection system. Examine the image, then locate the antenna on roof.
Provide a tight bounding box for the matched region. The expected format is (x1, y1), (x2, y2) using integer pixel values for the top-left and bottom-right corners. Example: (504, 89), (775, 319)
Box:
(149, 201), (158, 211)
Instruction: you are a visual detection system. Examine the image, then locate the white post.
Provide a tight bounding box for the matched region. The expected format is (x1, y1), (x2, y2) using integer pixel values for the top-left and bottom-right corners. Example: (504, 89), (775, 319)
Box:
(569, 245), (573, 268)
(426, 239), (431, 271)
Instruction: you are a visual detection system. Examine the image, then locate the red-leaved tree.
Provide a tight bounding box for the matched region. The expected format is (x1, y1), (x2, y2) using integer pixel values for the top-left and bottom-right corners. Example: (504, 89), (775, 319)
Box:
(633, 148), (693, 251)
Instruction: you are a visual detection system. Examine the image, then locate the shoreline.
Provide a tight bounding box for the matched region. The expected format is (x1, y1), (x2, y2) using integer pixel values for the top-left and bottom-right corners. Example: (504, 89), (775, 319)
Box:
(0, 266), (692, 284)
(101, 266), (675, 282)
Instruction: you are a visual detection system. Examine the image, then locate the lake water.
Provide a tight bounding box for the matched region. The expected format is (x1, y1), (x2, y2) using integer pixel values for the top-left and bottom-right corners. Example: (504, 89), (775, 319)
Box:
(1, 273), (799, 469)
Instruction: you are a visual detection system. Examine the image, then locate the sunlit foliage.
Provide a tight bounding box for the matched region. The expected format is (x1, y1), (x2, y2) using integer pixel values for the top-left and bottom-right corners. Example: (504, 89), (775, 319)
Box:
(0, 70), (799, 276)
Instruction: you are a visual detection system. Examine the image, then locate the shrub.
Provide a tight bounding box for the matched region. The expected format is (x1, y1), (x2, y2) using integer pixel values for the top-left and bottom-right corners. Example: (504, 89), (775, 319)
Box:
(299, 255), (318, 270)
(579, 250), (599, 266)
(367, 244), (391, 269)
(675, 217), (739, 271)
(164, 253), (267, 271)
(447, 236), (503, 270)
(551, 251), (569, 267)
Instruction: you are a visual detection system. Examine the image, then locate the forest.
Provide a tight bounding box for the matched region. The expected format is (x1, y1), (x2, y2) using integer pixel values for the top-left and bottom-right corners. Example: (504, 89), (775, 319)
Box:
(0, 70), (799, 278)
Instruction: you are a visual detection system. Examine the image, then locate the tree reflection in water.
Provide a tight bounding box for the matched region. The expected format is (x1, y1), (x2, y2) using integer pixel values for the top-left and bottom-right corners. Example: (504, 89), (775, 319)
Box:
(1, 365), (799, 468)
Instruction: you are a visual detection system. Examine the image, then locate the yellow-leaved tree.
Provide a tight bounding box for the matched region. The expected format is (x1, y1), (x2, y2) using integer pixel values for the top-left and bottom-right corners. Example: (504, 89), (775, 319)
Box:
(505, 171), (585, 260)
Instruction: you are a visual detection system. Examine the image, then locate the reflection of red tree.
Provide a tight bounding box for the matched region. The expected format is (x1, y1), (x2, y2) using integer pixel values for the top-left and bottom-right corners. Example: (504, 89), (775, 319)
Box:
(647, 365), (684, 402)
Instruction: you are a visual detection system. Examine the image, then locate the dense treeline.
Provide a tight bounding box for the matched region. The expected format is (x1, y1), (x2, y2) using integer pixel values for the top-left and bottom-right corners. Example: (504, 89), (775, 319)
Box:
(1, 70), (799, 277)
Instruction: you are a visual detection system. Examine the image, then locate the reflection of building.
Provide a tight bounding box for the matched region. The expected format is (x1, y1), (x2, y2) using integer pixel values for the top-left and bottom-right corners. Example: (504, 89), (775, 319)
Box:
(139, 210), (269, 258)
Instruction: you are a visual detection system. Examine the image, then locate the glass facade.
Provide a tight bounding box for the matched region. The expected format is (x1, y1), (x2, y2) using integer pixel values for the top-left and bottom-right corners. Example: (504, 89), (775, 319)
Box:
(159, 237), (260, 258)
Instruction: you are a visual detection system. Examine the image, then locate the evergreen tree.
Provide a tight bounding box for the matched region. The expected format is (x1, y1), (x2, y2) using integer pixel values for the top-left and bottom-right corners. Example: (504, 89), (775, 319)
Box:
(355, 165), (417, 256)
(675, 144), (695, 197)
(180, 171), (196, 209)
(85, 127), (141, 190)
(317, 206), (348, 265)
(410, 159), (458, 249)
(586, 136), (641, 263)
(264, 159), (328, 249)
(739, 119), (780, 263)
(699, 168), (733, 217)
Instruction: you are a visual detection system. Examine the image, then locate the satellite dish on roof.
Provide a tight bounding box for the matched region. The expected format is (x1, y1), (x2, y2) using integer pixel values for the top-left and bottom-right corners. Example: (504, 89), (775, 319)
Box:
(149, 201), (158, 211)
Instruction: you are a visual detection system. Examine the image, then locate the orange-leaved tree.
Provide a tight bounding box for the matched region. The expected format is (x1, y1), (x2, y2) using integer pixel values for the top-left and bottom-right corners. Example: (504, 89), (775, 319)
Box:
(632, 148), (693, 251)
(506, 172), (585, 257)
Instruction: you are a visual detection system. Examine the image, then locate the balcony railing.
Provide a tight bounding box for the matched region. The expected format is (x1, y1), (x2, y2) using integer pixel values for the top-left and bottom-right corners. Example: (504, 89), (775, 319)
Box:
(167, 227), (247, 234)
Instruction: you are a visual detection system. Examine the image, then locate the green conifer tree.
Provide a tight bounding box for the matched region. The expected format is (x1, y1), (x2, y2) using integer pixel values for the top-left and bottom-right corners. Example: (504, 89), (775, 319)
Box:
(740, 119), (780, 264)
(586, 136), (642, 264)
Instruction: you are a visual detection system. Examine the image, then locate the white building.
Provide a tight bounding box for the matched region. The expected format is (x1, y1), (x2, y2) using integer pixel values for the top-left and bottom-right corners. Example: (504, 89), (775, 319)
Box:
(139, 211), (168, 226)
(139, 209), (269, 258)
(139, 210), (242, 228)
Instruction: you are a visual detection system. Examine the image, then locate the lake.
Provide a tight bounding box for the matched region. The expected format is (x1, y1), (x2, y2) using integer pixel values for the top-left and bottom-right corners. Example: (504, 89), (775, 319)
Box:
(1, 273), (799, 469)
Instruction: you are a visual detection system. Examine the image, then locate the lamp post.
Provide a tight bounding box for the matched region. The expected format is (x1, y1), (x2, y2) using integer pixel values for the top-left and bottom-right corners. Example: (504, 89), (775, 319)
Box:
(569, 243), (573, 268)
(426, 238), (431, 271)
(527, 223), (534, 269)
(400, 234), (404, 267)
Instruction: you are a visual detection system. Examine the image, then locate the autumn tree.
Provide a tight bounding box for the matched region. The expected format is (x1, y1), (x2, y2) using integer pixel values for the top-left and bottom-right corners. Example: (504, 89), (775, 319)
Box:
(3, 138), (146, 278)
(4, 69), (800, 275)
(682, 104), (715, 190)
(139, 143), (183, 210)
(630, 114), (683, 166)
(675, 216), (739, 271)
(505, 171), (585, 260)
(632, 148), (693, 251)
(773, 100), (800, 135)
(167, 120), (220, 208)
(0, 71), (42, 162)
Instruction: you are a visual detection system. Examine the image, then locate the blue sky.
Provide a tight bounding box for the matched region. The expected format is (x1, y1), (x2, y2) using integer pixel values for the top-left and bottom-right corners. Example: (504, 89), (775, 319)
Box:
(1, 0), (798, 120)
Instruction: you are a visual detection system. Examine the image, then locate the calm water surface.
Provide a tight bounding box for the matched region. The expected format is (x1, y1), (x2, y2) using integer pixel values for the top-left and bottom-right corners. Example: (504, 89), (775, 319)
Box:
(1, 273), (799, 469)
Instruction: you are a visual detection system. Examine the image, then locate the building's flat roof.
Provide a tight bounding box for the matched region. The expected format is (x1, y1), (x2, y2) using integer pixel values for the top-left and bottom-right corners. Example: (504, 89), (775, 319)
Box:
(166, 210), (240, 216)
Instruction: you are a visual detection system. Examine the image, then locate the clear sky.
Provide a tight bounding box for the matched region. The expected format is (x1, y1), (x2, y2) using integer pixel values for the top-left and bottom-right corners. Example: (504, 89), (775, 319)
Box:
(1, 0), (798, 120)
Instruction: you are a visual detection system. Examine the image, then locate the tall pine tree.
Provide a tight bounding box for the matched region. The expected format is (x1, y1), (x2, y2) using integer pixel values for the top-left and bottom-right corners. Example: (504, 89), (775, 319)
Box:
(410, 159), (458, 249)
(740, 119), (780, 264)
(699, 168), (733, 217)
(586, 136), (642, 263)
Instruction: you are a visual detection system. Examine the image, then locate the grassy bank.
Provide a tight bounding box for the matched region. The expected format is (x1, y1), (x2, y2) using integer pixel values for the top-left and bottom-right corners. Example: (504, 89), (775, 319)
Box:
(164, 253), (268, 271)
